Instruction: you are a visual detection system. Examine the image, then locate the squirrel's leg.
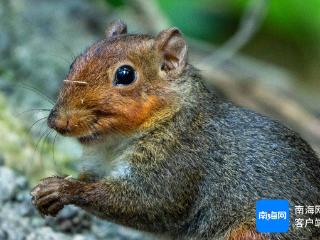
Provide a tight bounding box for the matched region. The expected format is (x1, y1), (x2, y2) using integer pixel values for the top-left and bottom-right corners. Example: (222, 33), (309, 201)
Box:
(31, 172), (198, 230)
(224, 222), (269, 240)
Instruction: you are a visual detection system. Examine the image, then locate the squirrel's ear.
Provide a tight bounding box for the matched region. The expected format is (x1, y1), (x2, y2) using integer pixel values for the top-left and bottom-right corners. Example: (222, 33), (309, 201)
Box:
(155, 28), (187, 75)
(105, 20), (127, 38)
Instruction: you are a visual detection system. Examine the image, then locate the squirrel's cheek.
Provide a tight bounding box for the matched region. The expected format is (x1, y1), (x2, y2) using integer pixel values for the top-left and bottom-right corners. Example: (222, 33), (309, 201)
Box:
(105, 95), (167, 133)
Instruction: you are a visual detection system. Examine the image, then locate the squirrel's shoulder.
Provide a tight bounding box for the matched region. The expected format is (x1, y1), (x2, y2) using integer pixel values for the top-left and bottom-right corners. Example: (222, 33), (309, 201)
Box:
(204, 98), (292, 136)
(203, 99), (319, 161)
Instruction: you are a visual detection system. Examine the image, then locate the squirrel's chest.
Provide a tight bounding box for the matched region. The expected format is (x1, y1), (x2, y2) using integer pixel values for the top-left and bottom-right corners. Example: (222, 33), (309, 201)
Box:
(81, 137), (134, 179)
(109, 152), (132, 177)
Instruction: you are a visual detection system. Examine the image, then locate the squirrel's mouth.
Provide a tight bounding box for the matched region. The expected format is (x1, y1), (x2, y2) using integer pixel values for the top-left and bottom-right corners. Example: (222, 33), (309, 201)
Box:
(77, 132), (103, 145)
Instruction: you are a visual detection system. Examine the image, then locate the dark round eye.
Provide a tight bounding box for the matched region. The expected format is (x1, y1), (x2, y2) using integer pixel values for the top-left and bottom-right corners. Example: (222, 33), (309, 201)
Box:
(113, 65), (136, 86)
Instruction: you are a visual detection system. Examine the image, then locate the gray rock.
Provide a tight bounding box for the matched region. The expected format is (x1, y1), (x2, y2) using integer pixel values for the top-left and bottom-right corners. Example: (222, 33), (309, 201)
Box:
(0, 165), (151, 239)
(73, 234), (98, 240)
(0, 204), (32, 240)
(0, 167), (19, 203)
(0, 229), (9, 240)
(0, 166), (153, 240)
(26, 227), (72, 240)
(45, 205), (92, 234)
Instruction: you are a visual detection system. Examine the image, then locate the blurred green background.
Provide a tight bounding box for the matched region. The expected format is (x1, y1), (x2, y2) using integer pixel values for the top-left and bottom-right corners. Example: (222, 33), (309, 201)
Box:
(0, 0), (319, 183)
(109, 0), (320, 91)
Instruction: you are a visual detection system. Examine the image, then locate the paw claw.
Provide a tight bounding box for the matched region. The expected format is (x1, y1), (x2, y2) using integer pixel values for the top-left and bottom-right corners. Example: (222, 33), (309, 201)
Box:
(35, 192), (60, 207)
(30, 186), (40, 196)
(31, 176), (69, 217)
(47, 202), (64, 216)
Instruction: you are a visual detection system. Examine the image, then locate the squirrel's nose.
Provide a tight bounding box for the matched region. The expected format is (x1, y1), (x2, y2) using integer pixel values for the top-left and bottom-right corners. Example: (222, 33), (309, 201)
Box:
(47, 108), (71, 134)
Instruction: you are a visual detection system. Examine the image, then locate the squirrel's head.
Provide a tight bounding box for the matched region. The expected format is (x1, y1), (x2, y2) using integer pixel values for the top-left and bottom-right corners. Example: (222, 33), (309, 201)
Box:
(47, 20), (188, 144)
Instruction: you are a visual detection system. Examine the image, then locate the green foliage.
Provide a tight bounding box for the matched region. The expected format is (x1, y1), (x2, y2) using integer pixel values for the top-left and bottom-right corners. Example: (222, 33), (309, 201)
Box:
(107, 0), (125, 7)
(232, 0), (320, 45)
(156, 0), (235, 42)
(106, 0), (320, 49)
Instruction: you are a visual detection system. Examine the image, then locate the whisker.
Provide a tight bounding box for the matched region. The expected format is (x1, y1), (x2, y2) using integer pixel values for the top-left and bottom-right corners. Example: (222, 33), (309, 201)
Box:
(39, 130), (54, 170)
(64, 80), (88, 85)
(18, 83), (55, 105)
(52, 133), (62, 176)
(84, 121), (98, 137)
(34, 128), (50, 159)
(34, 128), (49, 148)
(27, 116), (48, 134)
(46, 52), (73, 66)
(16, 108), (51, 117)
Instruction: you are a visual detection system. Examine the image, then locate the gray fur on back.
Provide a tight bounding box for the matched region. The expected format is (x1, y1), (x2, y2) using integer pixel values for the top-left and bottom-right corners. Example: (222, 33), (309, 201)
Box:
(166, 66), (320, 239)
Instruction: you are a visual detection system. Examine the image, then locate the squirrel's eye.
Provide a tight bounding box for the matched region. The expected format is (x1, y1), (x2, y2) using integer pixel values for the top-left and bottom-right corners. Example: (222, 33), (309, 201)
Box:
(113, 65), (136, 86)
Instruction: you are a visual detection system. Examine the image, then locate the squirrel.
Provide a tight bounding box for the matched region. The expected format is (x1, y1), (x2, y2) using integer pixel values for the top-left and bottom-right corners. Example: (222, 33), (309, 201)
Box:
(31, 20), (320, 240)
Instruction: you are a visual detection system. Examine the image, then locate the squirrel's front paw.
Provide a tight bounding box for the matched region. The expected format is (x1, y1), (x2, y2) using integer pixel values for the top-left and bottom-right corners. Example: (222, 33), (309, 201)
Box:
(30, 176), (80, 217)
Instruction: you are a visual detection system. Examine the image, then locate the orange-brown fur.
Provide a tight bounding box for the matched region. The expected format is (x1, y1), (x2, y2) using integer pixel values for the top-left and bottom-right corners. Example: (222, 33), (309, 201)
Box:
(226, 223), (269, 240)
(52, 35), (175, 138)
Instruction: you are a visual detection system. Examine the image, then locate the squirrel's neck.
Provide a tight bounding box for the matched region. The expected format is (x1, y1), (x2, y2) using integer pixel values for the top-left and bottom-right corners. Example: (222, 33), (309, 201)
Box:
(162, 64), (221, 129)
(128, 65), (221, 163)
